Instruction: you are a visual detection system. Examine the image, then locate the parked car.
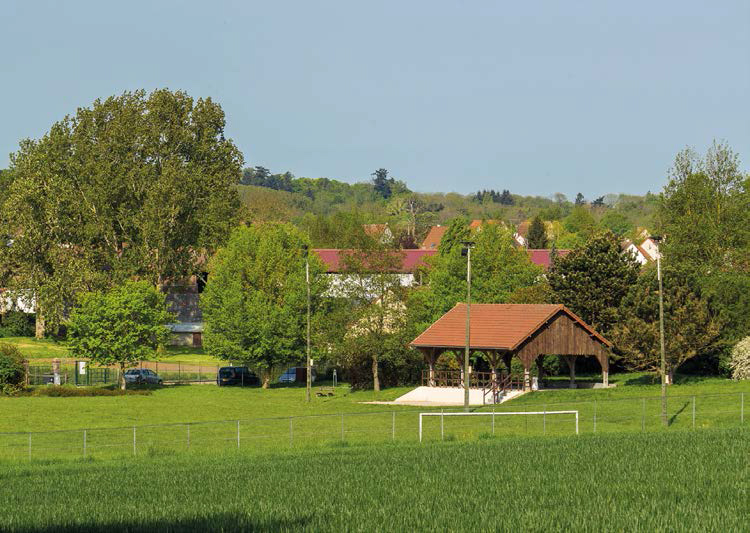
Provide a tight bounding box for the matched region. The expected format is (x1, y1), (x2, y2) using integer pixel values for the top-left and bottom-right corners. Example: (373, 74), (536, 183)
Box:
(278, 366), (316, 384)
(217, 366), (259, 387)
(124, 368), (163, 385)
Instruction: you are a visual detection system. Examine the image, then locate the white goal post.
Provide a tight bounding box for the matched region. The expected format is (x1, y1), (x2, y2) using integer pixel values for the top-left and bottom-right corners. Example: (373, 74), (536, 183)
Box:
(418, 410), (579, 442)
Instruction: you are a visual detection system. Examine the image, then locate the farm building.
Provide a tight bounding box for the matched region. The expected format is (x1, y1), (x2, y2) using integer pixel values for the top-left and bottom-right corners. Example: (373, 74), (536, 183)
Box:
(410, 303), (612, 391)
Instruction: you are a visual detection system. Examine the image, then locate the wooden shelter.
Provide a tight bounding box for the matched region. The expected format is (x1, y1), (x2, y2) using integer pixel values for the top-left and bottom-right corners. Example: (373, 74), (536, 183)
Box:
(410, 304), (612, 390)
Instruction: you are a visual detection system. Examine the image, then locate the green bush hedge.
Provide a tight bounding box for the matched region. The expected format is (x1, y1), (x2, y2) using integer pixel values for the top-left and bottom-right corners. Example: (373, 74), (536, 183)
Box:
(0, 343), (26, 394)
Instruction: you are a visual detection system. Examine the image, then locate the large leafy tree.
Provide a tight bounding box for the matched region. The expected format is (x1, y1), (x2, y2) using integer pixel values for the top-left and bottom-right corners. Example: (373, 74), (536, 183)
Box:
(0, 89), (243, 336)
(68, 281), (173, 390)
(436, 217), (471, 255)
(201, 223), (326, 388)
(658, 142), (748, 271)
(547, 231), (640, 336)
(612, 266), (722, 383)
(657, 142), (750, 349)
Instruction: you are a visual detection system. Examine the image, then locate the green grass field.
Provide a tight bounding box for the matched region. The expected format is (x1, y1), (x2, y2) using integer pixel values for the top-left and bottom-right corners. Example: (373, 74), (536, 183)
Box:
(0, 373), (747, 462)
(0, 429), (745, 532)
(0, 336), (222, 364)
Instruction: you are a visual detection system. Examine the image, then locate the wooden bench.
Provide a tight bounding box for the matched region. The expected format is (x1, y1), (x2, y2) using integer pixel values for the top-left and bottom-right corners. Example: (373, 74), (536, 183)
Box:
(316, 387), (335, 397)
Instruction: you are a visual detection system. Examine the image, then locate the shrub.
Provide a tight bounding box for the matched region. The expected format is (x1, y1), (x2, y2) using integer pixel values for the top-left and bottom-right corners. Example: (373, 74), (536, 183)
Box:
(21, 386), (152, 397)
(0, 343), (26, 394)
(0, 310), (35, 337)
(729, 337), (750, 381)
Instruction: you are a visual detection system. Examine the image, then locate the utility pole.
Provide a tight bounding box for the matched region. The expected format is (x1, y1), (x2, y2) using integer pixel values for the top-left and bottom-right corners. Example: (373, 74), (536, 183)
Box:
(652, 236), (667, 426)
(462, 241), (475, 412)
(303, 245), (312, 403)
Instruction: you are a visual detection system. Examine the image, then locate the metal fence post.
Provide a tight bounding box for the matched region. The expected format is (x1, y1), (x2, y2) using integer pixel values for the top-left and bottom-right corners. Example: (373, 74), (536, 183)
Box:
(641, 398), (646, 432)
(341, 413), (345, 441)
(391, 412), (395, 441)
(237, 420), (240, 449)
(289, 417), (293, 448)
(83, 429), (87, 458)
(543, 404), (546, 435)
(692, 396), (696, 430)
(133, 426), (137, 456)
(492, 407), (495, 435)
(440, 409), (444, 441)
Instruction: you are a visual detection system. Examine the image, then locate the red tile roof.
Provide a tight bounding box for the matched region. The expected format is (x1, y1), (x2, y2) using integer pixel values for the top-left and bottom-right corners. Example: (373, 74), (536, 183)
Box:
(410, 303), (611, 350)
(314, 249), (437, 273)
(516, 220), (530, 237)
(315, 248), (568, 273)
(527, 249), (570, 270)
(421, 226), (448, 250)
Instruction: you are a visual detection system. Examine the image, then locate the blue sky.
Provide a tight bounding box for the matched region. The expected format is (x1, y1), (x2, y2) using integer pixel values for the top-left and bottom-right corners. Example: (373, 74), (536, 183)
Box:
(2, 0), (748, 198)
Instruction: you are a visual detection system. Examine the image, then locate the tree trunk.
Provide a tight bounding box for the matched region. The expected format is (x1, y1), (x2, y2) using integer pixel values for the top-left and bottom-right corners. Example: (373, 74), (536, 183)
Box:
(372, 354), (380, 392)
(262, 373), (271, 389)
(666, 370), (673, 385)
(119, 363), (126, 391)
(34, 311), (45, 339)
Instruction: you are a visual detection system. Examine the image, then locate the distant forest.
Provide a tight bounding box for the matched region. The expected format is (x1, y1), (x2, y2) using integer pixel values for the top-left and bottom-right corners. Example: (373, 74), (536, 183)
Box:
(238, 166), (659, 248)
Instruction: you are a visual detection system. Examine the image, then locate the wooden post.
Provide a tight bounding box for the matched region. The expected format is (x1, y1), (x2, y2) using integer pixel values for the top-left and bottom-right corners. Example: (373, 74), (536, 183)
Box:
(522, 357), (531, 391)
(427, 349), (436, 387)
(565, 356), (576, 388)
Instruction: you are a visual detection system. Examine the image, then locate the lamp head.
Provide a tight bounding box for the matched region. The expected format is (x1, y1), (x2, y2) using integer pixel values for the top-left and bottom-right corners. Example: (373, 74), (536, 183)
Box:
(460, 241), (475, 257)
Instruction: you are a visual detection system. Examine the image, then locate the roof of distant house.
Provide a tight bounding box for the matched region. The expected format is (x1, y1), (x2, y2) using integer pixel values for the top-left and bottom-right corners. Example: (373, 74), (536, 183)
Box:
(469, 219), (502, 230)
(527, 249), (570, 270)
(516, 220), (531, 237)
(410, 303), (611, 350)
(313, 249), (437, 273)
(314, 247), (568, 273)
(363, 224), (390, 238)
(421, 225), (448, 250)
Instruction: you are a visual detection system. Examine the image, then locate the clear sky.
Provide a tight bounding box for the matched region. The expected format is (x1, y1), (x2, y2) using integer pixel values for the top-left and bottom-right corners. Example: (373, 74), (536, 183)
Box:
(2, 0), (748, 198)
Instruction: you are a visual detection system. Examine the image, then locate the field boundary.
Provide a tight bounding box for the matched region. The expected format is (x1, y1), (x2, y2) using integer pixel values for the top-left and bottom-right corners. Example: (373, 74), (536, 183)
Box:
(419, 410), (579, 441)
(0, 390), (746, 462)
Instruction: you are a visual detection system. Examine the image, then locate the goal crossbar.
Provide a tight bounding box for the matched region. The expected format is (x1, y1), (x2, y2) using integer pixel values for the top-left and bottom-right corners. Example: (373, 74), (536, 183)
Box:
(419, 411), (579, 442)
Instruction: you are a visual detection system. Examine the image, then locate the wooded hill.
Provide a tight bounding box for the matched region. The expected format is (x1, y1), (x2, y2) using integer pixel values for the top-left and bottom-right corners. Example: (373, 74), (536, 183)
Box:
(237, 166), (659, 248)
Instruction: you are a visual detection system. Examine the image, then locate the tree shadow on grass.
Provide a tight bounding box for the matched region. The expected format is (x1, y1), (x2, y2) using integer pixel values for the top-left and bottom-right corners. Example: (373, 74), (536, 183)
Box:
(14, 513), (312, 533)
(622, 374), (661, 386)
(669, 401), (690, 427)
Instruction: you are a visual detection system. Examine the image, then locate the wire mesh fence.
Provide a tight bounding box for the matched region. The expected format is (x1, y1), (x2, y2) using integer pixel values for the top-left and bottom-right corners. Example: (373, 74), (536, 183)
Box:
(0, 391), (745, 462)
(26, 361), (222, 386)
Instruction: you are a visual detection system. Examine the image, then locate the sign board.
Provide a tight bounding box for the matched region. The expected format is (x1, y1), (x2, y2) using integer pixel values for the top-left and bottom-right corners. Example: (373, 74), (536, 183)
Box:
(78, 361), (87, 375)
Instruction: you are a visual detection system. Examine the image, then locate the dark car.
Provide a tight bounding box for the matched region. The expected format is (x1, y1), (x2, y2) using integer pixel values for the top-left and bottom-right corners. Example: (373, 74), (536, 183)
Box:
(217, 367), (259, 387)
(124, 368), (163, 385)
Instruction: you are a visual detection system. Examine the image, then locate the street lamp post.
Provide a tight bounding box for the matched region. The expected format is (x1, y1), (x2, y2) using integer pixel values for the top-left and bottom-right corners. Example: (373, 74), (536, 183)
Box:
(303, 245), (312, 403)
(461, 241), (475, 412)
(651, 236), (667, 426)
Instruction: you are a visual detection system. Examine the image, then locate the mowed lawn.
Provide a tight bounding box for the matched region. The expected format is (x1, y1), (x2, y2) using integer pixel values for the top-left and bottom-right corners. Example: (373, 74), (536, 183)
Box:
(0, 429), (745, 532)
(0, 384), (416, 433)
(0, 373), (746, 463)
(1, 374), (747, 434)
(0, 337), (222, 364)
